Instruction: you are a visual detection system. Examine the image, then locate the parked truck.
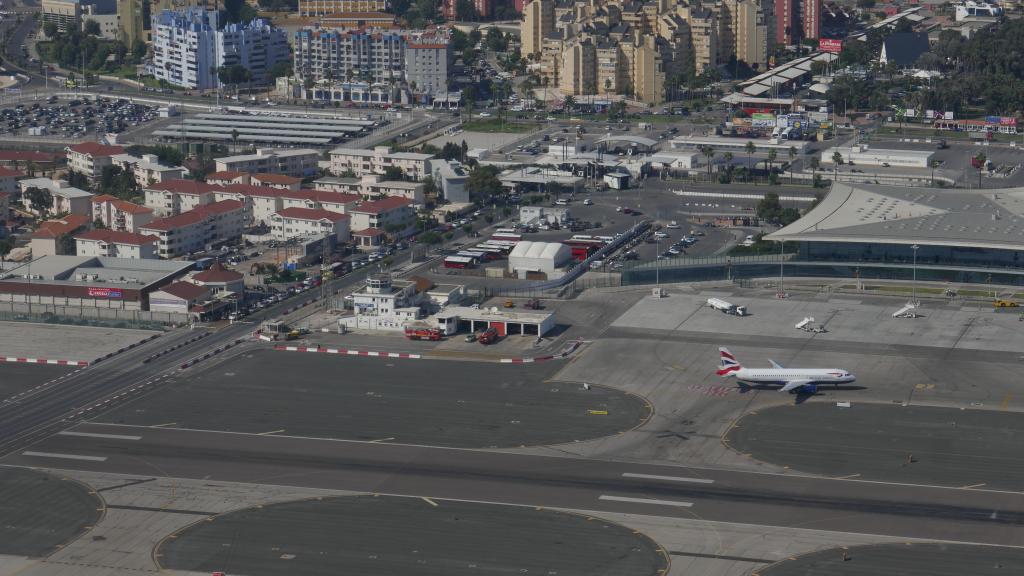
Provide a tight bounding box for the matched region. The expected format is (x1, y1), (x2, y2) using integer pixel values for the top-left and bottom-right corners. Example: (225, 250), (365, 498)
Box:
(707, 297), (748, 316)
(404, 326), (443, 341)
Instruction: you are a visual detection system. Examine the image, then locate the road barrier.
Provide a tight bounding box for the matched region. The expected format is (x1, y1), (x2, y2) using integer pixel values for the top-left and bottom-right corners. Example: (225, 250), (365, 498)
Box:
(0, 357), (89, 366)
(91, 333), (162, 365)
(179, 338), (247, 369)
(143, 332), (208, 364)
(273, 345), (421, 359)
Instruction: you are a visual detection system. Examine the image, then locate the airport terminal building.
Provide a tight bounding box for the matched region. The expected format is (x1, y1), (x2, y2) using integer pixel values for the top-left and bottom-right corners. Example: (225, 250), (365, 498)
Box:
(625, 183), (1024, 286)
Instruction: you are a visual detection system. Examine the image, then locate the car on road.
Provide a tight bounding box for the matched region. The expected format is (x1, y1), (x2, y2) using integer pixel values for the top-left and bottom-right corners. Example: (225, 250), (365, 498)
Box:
(666, 221), (680, 229)
(583, 198), (593, 205)
(654, 231), (670, 239)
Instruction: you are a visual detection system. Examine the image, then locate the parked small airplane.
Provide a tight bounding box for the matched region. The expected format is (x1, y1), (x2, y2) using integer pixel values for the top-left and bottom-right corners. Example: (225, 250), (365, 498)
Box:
(716, 347), (856, 394)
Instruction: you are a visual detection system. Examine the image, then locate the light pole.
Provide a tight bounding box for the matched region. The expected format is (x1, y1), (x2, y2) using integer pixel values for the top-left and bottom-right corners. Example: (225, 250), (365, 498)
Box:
(778, 240), (785, 297)
(911, 244), (919, 306)
(656, 235), (660, 287)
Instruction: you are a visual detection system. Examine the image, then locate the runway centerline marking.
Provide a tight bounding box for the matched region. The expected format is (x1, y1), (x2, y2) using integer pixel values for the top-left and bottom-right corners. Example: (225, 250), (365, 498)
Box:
(369, 437), (396, 443)
(22, 451), (108, 462)
(258, 429), (286, 435)
(622, 472), (714, 484)
(599, 495), (693, 508)
(58, 431), (142, 441)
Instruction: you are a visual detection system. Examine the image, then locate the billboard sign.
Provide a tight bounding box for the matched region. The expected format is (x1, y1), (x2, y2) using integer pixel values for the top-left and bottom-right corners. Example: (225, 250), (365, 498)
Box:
(88, 287), (123, 299)
(819, 38), (843, 54)
(751, 113), (776, 127)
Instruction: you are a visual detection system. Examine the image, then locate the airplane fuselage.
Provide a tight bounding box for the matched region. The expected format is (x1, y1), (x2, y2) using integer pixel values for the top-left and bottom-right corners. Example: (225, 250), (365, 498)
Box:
(732, 368), (856, 386)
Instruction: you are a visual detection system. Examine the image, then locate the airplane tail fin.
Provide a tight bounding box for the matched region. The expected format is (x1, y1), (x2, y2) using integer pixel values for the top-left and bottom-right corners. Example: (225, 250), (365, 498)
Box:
(717, 347), (741, 376)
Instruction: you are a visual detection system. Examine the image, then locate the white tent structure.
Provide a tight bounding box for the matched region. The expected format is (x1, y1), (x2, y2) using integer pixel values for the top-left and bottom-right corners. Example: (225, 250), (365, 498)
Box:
(508, 241), (571, 279)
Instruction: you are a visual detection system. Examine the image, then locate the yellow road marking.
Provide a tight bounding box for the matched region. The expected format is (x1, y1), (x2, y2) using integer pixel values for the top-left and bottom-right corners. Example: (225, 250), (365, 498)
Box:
(1000, 394), (1012, 410)
(588, 410), (609, 415)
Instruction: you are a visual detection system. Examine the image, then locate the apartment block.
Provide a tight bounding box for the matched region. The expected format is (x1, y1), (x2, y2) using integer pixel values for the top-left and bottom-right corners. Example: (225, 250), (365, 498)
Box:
(328, 146), (434, 181)
(347, 197), (415, 234)
(19, 178), (93, 217)
(66, 142), (126, 181)
(75, 229), (159, 259)
(270, 207), (351, 242)
(213, 148), (320, 178)
(298, 0), (387, 17)
(139, 200), (246, 258)
(149, 8), (289, 90)
(91, 195), (154, 232)
(313, 175), (425, 204)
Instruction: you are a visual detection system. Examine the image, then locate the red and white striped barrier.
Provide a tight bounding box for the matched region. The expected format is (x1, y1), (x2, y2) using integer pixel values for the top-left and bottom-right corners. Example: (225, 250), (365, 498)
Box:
(499, 356), (555, 364)
(273, 345), (421, 359)
(0, 357), (89, 366)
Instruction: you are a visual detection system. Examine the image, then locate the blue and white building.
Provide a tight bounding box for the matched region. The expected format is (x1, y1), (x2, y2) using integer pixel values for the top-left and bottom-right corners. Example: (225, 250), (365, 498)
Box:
(149, 8), (289, 90)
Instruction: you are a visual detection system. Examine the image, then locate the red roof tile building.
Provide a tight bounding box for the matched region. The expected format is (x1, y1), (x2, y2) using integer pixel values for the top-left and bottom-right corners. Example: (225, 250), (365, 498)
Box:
(139, 200), (246, 258)
(66, 142), (126, 180)
(30, 214), (91, 257)
(91, 195), (154, 232)
(270, 207), (351, 242)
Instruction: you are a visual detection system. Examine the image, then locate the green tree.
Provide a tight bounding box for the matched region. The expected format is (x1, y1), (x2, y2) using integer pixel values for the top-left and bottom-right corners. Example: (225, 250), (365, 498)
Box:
(268, 61), (293, 80)
(465, 165), (502, 201)
(744, 141), (757, 184)
(383, 166), (405, 181)
(766, 149), (778, 177)
(788, 146), (797, 183)
(974, 152), (987, 188)
(83, 19), (101, 36)
(757, 192), (783, 222)
(831, 151), (843, 182)
(25, 186), (53, 216)
(701, 145), (716, 180)
(809, 156), (820, 186)
(42, 21), (57, 39)
(0, 238), (12, 261)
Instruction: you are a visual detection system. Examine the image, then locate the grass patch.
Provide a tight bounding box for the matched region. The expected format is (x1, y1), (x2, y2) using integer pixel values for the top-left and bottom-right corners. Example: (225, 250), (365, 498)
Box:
(462, 119), (537, 133)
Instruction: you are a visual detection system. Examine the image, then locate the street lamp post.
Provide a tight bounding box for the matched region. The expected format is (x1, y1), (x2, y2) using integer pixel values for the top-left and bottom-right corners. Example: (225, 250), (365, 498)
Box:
(911, 244), (919, 306)
(778, 240), (785, 297)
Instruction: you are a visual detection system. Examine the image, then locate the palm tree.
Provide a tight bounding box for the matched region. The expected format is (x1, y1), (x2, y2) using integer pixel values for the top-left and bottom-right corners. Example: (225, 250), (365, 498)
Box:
(930, 159), (940, 186)
(723, 151), (733, 173)
(563, 95), (576, 112)
(809, 156), (820, 186)
(832, 150), (843, 182)
(744, 141), (756, 185)
(788, 146), (797, 183)
(766, 149), (778, 178)
(701, 145), (716, 181)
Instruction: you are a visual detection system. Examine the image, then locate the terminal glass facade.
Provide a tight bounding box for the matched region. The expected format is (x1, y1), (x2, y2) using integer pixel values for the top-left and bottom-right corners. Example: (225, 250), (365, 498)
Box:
(798, 241), (1024, 271)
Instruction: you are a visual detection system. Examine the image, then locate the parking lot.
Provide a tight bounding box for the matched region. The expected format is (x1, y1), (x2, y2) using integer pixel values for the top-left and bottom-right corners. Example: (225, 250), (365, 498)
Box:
(0, 96), (159, 139)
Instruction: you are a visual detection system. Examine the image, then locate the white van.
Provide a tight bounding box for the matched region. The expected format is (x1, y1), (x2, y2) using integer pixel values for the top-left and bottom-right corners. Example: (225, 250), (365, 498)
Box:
(555, 199), (570, 205)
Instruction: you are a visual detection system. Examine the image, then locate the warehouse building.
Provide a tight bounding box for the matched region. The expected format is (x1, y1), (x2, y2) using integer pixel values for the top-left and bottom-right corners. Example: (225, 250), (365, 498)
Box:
(823, 145), (934, 168)
(0, 255), (193, 310)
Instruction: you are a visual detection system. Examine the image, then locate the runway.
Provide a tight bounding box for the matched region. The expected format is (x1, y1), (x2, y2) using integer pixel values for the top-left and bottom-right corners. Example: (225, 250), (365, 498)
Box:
(6, 422), (1024, 548)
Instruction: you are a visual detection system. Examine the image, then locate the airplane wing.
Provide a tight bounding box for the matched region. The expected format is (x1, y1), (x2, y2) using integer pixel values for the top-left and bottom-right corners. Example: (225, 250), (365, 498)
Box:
(769, 359), (784, 369)
(779, 380), (811, 392)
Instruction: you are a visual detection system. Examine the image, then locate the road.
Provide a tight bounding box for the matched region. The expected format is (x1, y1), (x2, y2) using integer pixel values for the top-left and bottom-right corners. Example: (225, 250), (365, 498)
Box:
(8, 421), (1024, 547)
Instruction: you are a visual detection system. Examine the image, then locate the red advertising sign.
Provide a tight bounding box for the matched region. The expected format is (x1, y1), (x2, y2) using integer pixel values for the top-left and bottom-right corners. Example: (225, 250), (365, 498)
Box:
(819, 38), (843, 54)
(88, 287), (123, 299)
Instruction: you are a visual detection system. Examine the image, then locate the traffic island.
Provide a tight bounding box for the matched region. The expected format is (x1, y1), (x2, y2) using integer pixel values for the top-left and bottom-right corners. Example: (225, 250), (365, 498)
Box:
(157, 495), (669, 576)
(0, 467), (103, 557)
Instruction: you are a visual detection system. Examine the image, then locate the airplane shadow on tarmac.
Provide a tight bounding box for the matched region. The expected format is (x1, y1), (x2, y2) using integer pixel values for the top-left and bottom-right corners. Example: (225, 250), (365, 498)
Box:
(735, 383), (869, 404)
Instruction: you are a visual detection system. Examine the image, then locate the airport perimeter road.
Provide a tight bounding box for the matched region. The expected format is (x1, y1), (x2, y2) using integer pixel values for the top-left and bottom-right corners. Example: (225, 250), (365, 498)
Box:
(9, 423), (1024, 547)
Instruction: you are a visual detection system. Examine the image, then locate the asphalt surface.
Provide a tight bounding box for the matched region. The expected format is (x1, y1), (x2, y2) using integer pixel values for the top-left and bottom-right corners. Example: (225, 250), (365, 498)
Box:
(158, 495), (667, 576)
(9, 423), (1024, 546)
(726, 403), (1024, 490)
(0, 467), (101, 557)
(0, 363), (76, 399)
(758, 542), (1024, 575)
(95, 350), (649, 448)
